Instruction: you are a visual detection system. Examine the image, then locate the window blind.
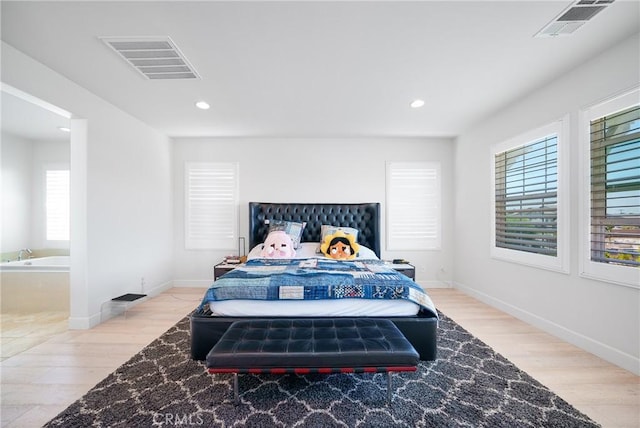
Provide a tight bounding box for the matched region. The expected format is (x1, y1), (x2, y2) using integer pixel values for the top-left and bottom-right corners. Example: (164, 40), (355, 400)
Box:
(386, 162), (441, 250)
(185, 162), (239, 250)
(494, 136), (558, 256)
(46, 169), (70, 241)
(590, 104), (640, 268)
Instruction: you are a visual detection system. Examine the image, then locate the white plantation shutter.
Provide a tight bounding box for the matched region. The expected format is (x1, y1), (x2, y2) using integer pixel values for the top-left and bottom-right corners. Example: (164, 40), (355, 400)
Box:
(579, 88), (639, 287)
(185, 162), (239, 250)
(494, 135), (558, 256)
(491, 117), (569, 273)
(589, 104), (640, 268)
(46, 169), (70, 241)
(386, 162), (441, 250)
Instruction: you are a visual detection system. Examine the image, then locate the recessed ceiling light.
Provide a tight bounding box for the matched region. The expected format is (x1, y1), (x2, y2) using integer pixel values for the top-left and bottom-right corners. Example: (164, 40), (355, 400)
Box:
(195, 101), (210, 110)
(410, 99), (425, 108)
(57, 126), (71, 132)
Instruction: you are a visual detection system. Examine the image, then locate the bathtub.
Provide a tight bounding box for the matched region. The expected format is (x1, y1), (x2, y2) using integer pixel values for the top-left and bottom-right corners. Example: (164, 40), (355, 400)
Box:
(0, 256), (69, 272)
(1, 256), (70, 312)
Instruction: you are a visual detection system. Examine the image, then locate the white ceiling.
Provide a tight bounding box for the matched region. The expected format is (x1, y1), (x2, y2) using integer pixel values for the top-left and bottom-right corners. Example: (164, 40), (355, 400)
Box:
(1, 91), (70, 142)
(1, 1), (639, 139)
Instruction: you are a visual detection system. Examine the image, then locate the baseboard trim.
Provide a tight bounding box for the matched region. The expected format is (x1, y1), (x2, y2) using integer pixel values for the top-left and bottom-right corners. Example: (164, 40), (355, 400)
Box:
(69, 281), (175, 329)
(68, 315), (98, 330)
(172, 280), (212, 288)
(144, 280), (174, 296)
(453, 281), (640, 375)
(417, 279), (452, 288)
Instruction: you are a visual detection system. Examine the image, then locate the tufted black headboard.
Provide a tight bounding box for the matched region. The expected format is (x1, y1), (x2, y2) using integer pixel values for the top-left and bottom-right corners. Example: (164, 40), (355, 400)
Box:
(249, 202), (381, 258)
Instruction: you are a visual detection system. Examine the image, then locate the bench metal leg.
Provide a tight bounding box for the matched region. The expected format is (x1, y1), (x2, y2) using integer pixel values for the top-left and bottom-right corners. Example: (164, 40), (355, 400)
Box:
(233, 373), (239, 405)
(218, 370), (403, 406)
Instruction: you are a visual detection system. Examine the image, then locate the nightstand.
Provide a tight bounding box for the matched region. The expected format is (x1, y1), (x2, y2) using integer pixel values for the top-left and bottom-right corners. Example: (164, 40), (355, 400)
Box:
(387, 262), (415, 280)
(213, 261), (241, 281)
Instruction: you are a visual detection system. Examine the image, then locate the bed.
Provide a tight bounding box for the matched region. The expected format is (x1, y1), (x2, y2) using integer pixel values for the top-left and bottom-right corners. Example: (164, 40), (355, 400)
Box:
(190, 202), (438, 361)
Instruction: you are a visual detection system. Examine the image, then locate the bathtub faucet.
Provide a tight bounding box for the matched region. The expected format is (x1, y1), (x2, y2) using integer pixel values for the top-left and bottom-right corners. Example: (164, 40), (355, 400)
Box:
(17, 249), (32, 261)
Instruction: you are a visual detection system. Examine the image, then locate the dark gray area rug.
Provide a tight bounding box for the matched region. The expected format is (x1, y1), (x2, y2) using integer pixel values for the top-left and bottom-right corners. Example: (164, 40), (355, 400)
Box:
(45, 313), (599, 427)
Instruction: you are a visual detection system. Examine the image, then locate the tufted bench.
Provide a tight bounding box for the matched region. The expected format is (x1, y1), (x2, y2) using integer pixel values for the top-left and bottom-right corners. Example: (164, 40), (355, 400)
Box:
(206, 318), (419, 404)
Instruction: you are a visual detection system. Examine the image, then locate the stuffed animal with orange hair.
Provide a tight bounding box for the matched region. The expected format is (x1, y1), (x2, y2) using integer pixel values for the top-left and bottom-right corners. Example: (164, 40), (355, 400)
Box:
(320, 230), (359, 260)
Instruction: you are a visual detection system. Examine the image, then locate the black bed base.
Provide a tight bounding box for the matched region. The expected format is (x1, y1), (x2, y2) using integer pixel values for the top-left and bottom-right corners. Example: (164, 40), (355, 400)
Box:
(191, 201), (438, 362)
(190, 310), (438, 362)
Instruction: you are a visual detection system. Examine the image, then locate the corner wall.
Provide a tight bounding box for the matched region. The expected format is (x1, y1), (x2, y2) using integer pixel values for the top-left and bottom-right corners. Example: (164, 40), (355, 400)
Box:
(1, 42), (174, 327)
(453, 33), (640, 374)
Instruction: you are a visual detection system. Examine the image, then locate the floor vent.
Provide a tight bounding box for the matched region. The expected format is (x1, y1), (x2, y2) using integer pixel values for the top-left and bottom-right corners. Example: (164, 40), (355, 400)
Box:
(100, 36), (200, 79)
(535, 0), (615, 38)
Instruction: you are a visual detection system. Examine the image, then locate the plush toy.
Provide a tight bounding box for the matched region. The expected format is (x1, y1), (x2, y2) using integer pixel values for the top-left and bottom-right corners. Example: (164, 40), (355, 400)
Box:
(260, 231), (296, 258)
(320, 230), (360, 260)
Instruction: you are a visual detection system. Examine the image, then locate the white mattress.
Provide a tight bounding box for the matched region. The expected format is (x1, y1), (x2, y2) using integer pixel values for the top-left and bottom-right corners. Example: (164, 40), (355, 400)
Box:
(209, 299), (420, 317)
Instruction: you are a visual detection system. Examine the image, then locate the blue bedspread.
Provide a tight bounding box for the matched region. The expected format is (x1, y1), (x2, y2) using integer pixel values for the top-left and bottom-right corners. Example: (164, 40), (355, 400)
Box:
(198, 258), (437, 316)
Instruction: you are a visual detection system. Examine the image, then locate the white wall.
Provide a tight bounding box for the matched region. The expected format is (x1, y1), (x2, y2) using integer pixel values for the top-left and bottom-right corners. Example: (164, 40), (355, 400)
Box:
(1, 132), (32, 255)
(172, 137), (454, 287)
(453, 33), (640, 374)
(1, 135), (70, 254)
(1, 42), (174, 328)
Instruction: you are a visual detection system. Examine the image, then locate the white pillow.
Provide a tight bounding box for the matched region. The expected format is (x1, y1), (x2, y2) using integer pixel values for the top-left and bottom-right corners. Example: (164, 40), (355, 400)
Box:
(247, 242), (319, 260)
(247, 243), (265, 260)
(355, 245), (378, 260)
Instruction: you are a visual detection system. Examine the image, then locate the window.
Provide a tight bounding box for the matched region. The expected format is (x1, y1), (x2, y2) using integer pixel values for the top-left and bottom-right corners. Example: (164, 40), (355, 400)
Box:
(581, 88), (639, 287)
(185, 162), (239, 250)
(590, 106), (639, 267)
(491, 117), (569, 272)
(386, 162), (441, 250)
(495, 136), (558, 256)
(46, 169), (70, 241)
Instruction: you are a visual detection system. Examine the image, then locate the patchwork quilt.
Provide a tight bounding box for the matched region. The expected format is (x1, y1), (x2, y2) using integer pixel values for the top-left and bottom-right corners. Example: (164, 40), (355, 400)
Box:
(198, 258), (437, 316)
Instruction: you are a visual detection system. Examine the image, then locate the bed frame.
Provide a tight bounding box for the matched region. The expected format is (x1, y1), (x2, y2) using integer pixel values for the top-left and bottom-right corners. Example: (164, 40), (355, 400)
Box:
(190, 202), (438, 361)
(248, 202), (381, 257)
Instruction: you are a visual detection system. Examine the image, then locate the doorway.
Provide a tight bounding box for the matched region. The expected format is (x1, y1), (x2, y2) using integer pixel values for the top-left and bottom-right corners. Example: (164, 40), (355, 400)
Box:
(0, 85), (72, 359)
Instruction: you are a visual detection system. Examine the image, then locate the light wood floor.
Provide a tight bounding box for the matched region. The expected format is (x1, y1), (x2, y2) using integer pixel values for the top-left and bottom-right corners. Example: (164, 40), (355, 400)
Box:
(1, 287), (638, 427)
(428, 289), (639, 428)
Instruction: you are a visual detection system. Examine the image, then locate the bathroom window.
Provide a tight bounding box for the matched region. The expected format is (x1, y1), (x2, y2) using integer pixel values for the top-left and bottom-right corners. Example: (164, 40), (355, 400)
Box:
(185, 162), (239, 250)
(46, 169), (70, 241)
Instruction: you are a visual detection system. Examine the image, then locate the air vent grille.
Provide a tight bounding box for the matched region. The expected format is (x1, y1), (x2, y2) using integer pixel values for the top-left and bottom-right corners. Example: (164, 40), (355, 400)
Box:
(100, 37), (200, 80)
(535, 0), (614, 38)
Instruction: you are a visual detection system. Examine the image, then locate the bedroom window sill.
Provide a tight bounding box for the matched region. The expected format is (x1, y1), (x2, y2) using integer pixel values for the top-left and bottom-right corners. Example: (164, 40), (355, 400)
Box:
(579, 261), (639, 290)
(490, 248), (570, 275)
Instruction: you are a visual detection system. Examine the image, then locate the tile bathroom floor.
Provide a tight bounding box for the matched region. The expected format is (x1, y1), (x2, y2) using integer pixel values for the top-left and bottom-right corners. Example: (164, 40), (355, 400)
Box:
(1, 311), (69, 361)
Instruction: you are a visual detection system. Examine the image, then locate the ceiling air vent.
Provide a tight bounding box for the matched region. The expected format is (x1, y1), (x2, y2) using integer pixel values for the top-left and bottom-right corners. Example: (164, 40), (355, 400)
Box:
(535, 0), (615, 38)
(100, 36), (200, 79)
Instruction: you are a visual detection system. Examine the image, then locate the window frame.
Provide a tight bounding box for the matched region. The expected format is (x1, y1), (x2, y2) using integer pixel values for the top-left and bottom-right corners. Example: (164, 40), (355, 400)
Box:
(579, 87), (640, 289)
(490, 116), (570, 273)
(44, 164), (70, 245)
(184, 161), (239, 250)
(385, 161), (441, 251)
